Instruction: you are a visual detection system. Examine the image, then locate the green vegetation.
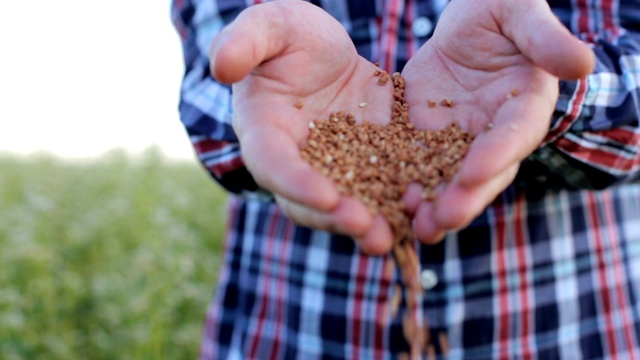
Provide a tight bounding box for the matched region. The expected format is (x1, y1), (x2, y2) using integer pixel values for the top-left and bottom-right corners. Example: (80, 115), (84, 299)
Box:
(0, 149), (227, 360)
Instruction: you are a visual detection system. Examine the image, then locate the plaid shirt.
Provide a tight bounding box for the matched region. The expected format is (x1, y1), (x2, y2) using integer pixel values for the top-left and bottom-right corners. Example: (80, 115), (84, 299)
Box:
(171, 0), (640, 359)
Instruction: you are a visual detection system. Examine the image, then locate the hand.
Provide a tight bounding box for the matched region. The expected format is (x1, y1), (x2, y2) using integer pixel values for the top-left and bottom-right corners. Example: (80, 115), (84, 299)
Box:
(401, 0), (595, 242)
(210, 0), (395, 254)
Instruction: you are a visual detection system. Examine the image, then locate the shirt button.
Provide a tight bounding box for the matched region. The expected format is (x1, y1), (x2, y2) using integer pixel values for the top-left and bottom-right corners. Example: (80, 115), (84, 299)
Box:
(412, 17), (433, 38)
(420, 269), (438, 290)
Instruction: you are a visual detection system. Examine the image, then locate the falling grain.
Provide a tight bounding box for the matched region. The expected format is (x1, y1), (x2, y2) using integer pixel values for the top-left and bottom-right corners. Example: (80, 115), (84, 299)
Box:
(299, 69), (471, 359)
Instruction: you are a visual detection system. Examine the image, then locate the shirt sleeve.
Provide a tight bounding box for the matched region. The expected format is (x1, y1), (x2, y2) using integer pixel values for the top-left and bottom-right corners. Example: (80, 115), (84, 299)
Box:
(171, 0), (260, 194)
(526, 2), (640, 189)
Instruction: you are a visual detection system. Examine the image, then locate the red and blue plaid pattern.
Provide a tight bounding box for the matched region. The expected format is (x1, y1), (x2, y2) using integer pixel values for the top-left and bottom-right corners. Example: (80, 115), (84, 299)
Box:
(171, 0), (640, 358)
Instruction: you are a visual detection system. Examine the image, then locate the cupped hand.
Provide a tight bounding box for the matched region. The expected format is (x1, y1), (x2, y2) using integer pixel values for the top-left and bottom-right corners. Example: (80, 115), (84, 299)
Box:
(210, 0), (395, 254)
(401, 0), (595, 242)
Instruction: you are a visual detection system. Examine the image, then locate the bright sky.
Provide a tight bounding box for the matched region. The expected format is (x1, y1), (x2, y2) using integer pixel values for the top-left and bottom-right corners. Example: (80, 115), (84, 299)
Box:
(0, 0), (195, 160)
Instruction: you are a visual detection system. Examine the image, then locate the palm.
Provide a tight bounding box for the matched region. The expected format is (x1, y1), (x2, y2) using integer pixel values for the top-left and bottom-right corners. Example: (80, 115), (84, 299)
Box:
(227, 1), (395, 198)
(399, 0), (593, 241)
(402, 29), (558, 183)
(213, 1), (396, 251)
(233, 49), (395, 219)
(404, 44), (556, 134)
(233, 40), (394, 162)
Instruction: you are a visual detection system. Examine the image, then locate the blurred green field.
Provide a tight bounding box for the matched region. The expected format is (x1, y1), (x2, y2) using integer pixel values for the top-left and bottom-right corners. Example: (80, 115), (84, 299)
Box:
(0, 149), (228, 360)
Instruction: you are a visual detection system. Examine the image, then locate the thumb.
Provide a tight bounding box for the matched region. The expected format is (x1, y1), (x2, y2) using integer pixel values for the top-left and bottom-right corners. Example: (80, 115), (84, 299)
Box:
(501, 0), (595, 79)
(208, 3), (288, 84)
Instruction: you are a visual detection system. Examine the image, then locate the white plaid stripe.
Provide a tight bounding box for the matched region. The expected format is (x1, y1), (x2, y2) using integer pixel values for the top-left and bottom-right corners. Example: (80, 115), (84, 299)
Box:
(297, 231), (331, 359)
(182, 66), (233, 131)
(548, 191), (583, 359)
(586, 71), (629, 108)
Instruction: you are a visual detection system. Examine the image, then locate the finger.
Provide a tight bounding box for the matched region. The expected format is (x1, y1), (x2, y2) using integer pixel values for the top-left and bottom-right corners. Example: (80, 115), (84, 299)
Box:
(401, 182), (424, 217)
(275, 194), (373, 235)
(457, 86), (555, 188)
(434, 163), (520, 230)
(274, 194), (389, 253)
(413, 203), (447, 244)
(242, 123), (340, 211)
(501, 0), (595, 79)
(414, 163), (519, 242)
(208, 3), (289, 84)
(355, 215), (395, 255)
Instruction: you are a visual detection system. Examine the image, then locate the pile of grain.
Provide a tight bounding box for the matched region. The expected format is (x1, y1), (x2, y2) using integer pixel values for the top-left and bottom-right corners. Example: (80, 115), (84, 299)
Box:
(299, 68), (474, 358)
